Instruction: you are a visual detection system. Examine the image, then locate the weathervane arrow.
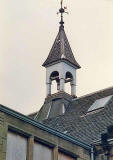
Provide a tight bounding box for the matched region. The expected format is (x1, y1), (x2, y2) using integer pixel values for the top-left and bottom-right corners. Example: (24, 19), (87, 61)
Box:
(57, 0), (69, 26)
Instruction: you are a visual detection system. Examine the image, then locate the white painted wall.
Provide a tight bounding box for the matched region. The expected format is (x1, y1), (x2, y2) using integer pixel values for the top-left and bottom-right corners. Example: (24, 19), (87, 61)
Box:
(46, 61), (77, 96)
(46, 62), (76, 83)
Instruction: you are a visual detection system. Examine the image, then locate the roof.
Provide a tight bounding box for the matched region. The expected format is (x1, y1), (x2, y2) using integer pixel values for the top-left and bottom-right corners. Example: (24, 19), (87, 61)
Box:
(33, 92), (73, 122)
(0, 104), (91, 150)
(42, 86), (113, 145)
(42, 25), (81, 68)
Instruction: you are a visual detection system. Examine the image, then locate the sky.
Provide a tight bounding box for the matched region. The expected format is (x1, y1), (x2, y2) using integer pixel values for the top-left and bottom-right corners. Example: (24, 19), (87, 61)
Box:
(0, 0), (113, 115)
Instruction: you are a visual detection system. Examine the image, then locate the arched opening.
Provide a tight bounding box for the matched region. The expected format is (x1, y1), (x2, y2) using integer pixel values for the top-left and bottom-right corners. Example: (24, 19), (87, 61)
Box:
(50, 71), (60, 94)
(65, 72), (73, 95)
(50, 71), (59, 81)
(65, 72), (73, 83)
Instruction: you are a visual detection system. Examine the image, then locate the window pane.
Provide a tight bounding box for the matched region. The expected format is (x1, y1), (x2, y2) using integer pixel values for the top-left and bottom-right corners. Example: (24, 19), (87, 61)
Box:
(6, 131), (27, 160)
(58, 152), (74, 160)
(33, 142), (52, 160)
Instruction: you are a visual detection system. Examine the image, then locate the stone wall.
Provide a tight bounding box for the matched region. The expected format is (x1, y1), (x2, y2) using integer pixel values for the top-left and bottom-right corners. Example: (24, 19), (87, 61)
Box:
(0, 112), (7, 160)
(0, 108), (91, 160)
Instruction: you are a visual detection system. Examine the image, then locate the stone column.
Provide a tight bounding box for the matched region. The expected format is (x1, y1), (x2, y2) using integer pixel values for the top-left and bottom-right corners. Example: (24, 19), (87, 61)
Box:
(27, 136), (34, 160)
(46, 82), (51, 97)
(71, 82), (76, 97)
(53, 146), (58, 160)
(60, 78), (65, 91)
(57, 82), (60, 91)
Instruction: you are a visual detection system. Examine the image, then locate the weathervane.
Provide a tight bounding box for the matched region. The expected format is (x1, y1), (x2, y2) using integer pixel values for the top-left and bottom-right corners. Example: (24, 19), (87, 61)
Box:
(57, 0), (68, 26)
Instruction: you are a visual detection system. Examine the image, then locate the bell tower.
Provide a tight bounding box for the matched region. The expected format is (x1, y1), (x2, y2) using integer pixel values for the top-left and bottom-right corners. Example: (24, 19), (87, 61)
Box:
(35, 0), (81, 122)
(42, 0), (81, 98)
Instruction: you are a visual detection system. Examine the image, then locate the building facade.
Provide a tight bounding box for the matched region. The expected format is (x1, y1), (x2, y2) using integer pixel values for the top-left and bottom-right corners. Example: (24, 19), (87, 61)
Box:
(0, 104), (91, 160)
(0, 2), (113, 160)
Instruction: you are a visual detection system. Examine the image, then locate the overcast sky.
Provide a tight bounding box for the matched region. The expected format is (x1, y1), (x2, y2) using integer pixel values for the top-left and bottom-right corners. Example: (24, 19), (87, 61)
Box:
(0, 0), (113, 115)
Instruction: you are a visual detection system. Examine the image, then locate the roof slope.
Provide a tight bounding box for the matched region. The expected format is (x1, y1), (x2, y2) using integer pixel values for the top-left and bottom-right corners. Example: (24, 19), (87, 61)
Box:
(0, 104), (91, 150)
(43, 26), (81, 68)
(43, 87), (113, 145)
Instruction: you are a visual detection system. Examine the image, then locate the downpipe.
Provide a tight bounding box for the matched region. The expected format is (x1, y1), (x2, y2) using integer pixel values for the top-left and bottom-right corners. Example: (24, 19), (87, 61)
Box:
(91, 146), (94, 160)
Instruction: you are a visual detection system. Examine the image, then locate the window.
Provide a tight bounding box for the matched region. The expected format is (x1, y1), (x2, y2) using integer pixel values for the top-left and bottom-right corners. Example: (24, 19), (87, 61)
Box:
(6, 131), (27, 160)
(33, 142), (53, 160)
(88, 95), (113, 112)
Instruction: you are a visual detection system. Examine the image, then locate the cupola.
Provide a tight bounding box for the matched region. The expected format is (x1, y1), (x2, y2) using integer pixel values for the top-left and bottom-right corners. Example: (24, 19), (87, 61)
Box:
(43, 0), (81, 98)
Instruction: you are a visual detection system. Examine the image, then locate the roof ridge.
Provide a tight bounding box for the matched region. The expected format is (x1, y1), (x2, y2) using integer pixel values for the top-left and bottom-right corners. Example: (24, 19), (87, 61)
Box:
(73, 86), (113, 101)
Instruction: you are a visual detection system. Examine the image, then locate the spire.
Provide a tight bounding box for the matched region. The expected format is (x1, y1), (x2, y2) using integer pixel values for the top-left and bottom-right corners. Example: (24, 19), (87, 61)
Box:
(42, 25), (81, 69)
(43, 0), (80, 68)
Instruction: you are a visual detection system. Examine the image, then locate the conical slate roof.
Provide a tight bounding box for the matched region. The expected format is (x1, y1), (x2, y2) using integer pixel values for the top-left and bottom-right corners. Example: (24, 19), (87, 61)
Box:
(43, 25), (81, 68)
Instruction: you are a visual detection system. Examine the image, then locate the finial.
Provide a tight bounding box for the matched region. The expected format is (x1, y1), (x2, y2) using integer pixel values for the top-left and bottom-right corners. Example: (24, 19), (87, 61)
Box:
(57, 0), (68, 28)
